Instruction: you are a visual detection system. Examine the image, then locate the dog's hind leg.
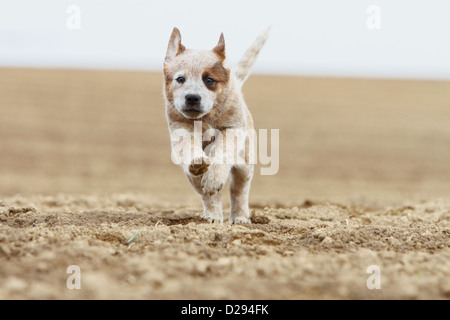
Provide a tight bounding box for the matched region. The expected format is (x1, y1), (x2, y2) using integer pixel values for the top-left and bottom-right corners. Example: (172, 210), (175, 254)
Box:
(186, 174), (224, 223)
(229, 164), (254, 224)
(201, 193), (223, 223)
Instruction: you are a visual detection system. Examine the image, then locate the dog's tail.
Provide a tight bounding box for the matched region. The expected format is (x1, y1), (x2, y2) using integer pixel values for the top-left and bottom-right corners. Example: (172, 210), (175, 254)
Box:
(232, 27), (271, 86)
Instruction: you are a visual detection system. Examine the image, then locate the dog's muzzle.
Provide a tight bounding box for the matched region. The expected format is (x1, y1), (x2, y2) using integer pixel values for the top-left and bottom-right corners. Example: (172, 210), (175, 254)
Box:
(182, 94), (203, 117)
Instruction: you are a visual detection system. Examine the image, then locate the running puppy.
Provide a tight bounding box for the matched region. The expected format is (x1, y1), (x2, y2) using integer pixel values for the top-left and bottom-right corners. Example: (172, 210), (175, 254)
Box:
(163, 27), (270, 224)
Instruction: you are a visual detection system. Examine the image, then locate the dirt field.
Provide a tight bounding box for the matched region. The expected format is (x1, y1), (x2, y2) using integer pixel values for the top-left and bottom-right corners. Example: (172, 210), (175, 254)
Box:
(0, 68), (449, 299)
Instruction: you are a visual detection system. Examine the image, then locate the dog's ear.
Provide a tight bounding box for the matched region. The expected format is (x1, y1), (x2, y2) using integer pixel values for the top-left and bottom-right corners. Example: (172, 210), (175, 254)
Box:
(165, 27), (186, 62)
(212, 33), (226, 61)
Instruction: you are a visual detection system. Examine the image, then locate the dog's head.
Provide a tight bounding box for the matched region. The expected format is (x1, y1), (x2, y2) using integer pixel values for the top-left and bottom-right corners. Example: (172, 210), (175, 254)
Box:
(163, 28), (230, 120)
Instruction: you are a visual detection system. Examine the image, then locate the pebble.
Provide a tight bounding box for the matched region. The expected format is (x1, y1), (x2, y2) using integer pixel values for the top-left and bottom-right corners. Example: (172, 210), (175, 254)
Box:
(0, 244), (11, 257)
(231, 239), (242, 246)
(388, 237), (402, 246)
(4, 277), (27, 291)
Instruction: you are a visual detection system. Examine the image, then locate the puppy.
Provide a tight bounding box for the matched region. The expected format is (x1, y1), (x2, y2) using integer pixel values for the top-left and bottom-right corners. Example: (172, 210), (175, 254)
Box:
(163, 27), (270, 224)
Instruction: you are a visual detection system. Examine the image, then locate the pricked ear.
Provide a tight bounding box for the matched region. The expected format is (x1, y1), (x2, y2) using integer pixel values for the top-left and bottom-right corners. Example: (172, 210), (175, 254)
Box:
(165, 27), (186, 62)
(212, 33), (226, 61)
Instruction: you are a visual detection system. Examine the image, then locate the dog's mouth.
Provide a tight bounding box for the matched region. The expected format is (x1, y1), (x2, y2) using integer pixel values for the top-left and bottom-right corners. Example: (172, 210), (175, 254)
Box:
(181, 107), (204, 119)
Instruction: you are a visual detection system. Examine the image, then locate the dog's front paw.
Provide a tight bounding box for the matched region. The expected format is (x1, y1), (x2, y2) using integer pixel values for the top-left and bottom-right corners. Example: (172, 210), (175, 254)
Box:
(230, 216), (252, 225)
(202, 212), (224, 224)
(189, 155), (211, 177)
(201, 164), (229, 196)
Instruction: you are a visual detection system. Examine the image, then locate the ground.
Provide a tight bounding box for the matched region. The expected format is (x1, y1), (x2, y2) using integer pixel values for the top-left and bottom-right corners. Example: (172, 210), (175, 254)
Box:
(0, 69), (449, 299)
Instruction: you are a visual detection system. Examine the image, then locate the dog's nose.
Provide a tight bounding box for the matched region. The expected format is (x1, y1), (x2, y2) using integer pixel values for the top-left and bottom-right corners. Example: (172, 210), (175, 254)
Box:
(185, 94), (201, 106)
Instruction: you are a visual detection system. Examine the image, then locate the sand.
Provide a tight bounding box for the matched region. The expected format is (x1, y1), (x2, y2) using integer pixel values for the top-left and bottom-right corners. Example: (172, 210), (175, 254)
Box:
(0, 68), (449, 299)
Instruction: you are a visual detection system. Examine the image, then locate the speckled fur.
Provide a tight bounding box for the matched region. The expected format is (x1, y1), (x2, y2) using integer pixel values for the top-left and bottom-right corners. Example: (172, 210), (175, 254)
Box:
(163, 28), (269, 224)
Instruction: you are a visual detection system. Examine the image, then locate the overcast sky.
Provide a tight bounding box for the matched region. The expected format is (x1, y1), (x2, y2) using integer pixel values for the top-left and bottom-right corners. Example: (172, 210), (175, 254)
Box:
(1, 0), (449, 79)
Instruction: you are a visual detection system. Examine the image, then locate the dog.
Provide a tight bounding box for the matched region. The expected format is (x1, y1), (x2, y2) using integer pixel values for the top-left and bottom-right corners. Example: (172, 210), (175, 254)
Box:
(163, 27), (270, 224)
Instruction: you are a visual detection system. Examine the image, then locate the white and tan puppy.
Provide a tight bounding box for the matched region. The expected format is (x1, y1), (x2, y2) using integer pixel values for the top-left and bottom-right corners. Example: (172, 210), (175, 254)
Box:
(163, 27), (270, 224)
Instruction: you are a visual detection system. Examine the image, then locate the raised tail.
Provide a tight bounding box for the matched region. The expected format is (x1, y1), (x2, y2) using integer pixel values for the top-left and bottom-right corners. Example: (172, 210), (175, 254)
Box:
(232, 27), (271, 86)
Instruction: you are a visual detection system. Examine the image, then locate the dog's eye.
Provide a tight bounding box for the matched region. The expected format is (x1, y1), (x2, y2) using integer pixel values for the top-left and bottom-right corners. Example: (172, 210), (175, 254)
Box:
(205, 77), (215, 86)
(176, 77), (185, 84)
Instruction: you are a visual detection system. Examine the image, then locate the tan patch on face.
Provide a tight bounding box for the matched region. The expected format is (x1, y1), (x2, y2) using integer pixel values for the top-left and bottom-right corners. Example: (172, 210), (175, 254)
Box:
(202, 62), (230, 92)
(202, 62), (231, 119)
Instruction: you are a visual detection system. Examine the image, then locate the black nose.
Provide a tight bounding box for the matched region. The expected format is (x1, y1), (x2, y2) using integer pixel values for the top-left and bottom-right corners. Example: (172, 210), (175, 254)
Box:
(185, 94), (201, 105)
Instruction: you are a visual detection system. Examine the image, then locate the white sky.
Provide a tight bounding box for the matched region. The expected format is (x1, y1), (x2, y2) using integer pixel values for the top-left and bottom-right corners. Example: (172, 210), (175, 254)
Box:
(1, 0), (449, 79)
